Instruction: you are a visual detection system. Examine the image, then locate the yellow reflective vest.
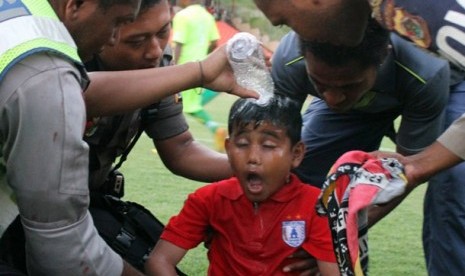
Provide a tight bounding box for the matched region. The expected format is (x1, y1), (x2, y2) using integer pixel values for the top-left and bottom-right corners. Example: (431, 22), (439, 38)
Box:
(0, 0), (82, 80)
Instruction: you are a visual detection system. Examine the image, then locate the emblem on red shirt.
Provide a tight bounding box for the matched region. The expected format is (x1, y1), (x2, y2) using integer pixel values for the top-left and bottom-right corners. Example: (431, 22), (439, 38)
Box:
(282, 221), (305, 248)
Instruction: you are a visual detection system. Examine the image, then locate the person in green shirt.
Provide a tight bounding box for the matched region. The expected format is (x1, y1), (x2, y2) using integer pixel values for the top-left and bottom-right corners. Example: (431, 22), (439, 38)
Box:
(172, 0), (226, 152)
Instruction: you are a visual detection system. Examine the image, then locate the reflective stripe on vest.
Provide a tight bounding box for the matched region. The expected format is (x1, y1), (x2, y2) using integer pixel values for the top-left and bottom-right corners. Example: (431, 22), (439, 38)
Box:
(0, 0), (81, 80)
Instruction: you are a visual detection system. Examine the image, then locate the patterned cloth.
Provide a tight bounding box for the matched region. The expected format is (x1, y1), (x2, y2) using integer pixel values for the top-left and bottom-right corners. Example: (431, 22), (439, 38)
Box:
(316, 150), (407, 276)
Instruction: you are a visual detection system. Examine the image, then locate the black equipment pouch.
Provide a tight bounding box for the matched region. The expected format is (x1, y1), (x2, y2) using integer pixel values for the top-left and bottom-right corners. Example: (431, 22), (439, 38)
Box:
(101, 170), (125, 198)
(89, 194), (187, 275)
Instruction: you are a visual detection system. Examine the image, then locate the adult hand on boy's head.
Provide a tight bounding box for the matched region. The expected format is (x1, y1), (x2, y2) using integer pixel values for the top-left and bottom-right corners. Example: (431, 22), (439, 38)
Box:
(201, 45), (259, 99)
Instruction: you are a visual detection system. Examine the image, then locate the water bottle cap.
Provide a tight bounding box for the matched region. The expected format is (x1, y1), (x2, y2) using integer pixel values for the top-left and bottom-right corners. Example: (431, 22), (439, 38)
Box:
(227, 32), (259, 61)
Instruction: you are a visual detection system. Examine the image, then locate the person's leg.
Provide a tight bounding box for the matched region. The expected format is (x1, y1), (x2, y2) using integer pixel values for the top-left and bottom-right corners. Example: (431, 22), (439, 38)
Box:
(423, 81), (465, 276)
(188, 109), (218, 133)
(201, 88), (219, 106)
(294, 98), (398, 187)
(182, 88), (218, 132)
(181, 88), (225, 151)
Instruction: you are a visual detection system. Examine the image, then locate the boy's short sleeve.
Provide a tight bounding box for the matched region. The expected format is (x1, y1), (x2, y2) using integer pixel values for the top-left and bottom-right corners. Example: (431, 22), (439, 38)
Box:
(161, 185), (212, 249)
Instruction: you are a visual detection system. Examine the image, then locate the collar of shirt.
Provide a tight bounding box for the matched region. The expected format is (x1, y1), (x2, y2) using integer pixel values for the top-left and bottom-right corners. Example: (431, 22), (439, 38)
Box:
(215, 174), (303, 203)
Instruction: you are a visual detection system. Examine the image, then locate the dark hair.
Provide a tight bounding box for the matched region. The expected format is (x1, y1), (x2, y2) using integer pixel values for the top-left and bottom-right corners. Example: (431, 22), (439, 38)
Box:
(98, 0), (162, 14)
(98, 0), (154, 10)
(299, 18), (389, 67)
(98, 0), (135, 9)
(228, 95), (302, 145)
(139, 0), (163, 12)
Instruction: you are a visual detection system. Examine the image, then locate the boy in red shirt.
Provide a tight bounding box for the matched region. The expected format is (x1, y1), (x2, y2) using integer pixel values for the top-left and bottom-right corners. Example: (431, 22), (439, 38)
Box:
(145, 95), (339, 275)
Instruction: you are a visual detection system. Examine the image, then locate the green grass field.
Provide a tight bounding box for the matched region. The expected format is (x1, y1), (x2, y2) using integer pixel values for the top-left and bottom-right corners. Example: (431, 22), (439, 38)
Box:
(121, 93), (427, 275)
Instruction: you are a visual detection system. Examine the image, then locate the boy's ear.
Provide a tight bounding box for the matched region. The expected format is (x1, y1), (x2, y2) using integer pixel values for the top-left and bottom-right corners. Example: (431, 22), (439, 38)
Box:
(291, 141), (305, 169)
(224, 137), (231, 155)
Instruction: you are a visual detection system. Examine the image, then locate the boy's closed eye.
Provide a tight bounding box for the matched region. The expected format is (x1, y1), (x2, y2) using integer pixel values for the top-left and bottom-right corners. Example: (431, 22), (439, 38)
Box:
(235, 141), (249, 148)
(262, 141), (278, 149)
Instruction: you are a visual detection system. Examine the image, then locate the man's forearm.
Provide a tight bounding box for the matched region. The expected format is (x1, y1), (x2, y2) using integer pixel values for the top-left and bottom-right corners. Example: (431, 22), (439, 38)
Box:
(404, 141), (463, 187)
(85, 62), (202, 117)
(368, 140), (463, 227)
(85, 45), (258, 118)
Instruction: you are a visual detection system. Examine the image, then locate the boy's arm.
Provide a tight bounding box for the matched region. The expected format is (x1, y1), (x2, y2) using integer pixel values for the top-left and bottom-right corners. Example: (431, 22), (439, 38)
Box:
(317, 260), (341, 276)
(145, 239), (187, 276)
(282, 249), (319, 274)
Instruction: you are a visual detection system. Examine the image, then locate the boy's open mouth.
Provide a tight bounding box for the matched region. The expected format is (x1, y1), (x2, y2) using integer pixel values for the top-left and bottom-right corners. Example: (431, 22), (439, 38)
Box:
(246, 173), (264, 194)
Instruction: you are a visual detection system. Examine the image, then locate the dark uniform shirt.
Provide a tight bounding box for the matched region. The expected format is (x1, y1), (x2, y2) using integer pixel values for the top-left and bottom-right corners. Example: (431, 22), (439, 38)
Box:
(272, 31), (450, 186)
(84, 47), (188, 191)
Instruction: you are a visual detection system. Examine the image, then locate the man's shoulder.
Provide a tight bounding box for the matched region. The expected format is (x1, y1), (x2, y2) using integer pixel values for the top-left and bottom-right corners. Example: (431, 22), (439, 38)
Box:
(390, 34), (449, 79)
(1, 53), (82, 96)
(374, 0), (465, 69)
(273, 32), (301, 65)
(13, 52), (79, 75)
(272, 31), (306, 79)
(272, 32), (313, 102)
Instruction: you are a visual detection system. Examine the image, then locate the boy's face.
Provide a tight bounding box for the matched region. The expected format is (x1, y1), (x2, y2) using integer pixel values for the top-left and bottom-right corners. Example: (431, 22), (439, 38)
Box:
(98, 0), (172, 70)
(225, 121), (304, 203)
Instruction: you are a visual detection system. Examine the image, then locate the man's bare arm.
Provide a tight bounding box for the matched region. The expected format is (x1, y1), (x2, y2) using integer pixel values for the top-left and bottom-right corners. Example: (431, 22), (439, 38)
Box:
(85, 46), (258, 118)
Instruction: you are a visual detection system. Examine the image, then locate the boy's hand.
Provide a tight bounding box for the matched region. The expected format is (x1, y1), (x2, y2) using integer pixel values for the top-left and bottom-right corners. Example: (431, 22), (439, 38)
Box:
(283, 249), (320, 275)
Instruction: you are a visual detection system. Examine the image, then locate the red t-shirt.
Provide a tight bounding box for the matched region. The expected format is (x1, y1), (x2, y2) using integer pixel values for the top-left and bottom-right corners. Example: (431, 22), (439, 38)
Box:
(161, 174), (336, 275)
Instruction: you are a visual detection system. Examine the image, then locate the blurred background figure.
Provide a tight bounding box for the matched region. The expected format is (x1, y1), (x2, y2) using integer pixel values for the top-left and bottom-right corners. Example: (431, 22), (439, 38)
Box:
(172, 0), (226, 152)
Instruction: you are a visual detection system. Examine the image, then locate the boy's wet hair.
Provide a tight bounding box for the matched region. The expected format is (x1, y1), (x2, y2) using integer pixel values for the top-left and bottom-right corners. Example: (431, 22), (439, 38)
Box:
(228, 95), (302, 145)
(299, 18), (389, 67)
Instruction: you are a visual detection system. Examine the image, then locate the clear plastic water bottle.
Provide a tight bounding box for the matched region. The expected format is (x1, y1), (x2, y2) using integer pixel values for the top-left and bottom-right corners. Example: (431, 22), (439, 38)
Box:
(226, 32), (274, 105)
